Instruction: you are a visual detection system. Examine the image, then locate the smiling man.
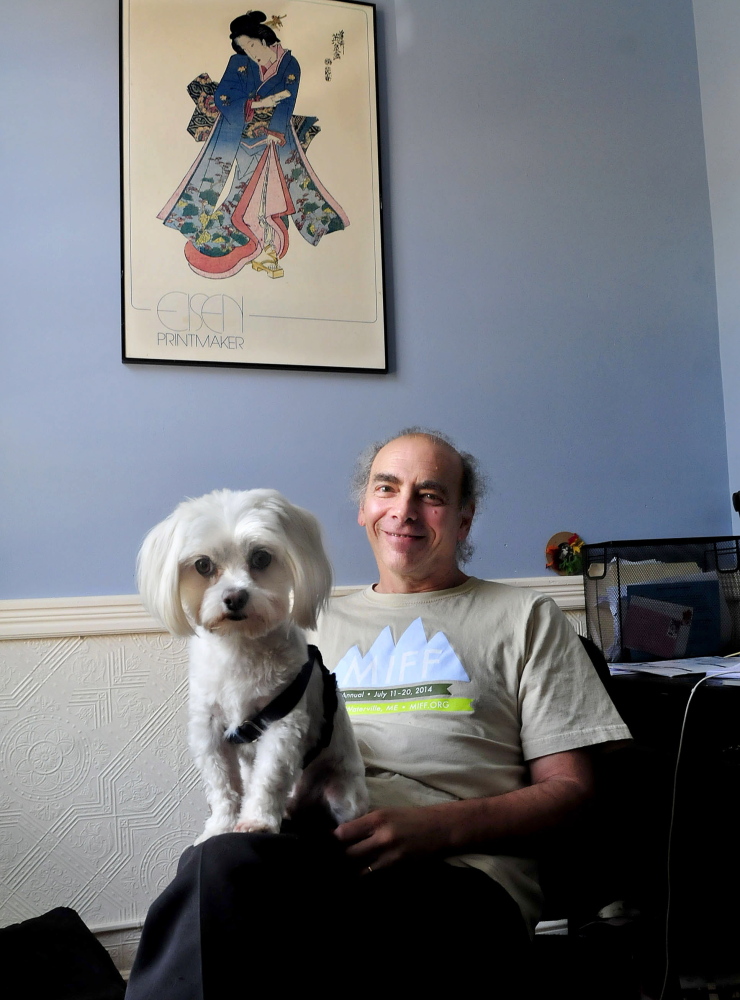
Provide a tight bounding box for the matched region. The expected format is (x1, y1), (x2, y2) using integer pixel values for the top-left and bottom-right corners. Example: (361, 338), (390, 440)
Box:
(315, 427), (630, 993)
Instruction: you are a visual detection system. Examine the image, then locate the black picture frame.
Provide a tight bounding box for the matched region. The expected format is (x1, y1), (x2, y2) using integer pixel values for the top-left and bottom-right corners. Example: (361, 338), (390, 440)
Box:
(120, 0), (387, 373)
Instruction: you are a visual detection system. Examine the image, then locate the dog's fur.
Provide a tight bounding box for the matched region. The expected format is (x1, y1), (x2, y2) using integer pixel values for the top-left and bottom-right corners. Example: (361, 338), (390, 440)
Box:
(137, 488), (368, 843)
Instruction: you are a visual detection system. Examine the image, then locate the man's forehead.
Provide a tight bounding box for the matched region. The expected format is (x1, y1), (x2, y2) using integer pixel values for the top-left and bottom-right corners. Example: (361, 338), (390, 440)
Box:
(369, 435), (464, 492)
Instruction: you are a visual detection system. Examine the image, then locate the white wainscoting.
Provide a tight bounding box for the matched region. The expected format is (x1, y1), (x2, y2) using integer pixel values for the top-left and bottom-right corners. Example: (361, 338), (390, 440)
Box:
(0, 577), (585, 976)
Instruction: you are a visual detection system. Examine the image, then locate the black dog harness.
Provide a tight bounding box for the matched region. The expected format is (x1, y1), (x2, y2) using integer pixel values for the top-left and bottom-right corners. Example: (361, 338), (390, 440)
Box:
(225, 645), (338, 769)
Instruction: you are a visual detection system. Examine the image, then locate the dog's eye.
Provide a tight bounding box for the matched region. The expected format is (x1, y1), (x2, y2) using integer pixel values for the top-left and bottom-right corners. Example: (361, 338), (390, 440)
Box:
(250, 549), (272, 571)
(194, 557), (214, 576)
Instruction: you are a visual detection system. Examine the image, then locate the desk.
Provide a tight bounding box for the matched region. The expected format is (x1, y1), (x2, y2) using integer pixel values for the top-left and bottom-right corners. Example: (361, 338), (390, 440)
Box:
(606, 669), (740, 978)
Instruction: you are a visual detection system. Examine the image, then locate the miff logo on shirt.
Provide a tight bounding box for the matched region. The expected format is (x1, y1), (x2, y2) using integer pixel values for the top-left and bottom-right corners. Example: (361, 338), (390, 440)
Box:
(334, 618), (473, 716)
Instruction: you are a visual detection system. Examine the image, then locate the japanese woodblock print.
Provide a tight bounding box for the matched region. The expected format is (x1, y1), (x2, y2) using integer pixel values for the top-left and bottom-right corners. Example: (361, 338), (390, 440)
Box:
(121, 0), (386, 371)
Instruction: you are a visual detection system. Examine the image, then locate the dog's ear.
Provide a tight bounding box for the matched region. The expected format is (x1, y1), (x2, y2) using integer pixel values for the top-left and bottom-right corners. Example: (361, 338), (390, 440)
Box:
(137, 508), (194, 637)
(277, 500), (333, 630)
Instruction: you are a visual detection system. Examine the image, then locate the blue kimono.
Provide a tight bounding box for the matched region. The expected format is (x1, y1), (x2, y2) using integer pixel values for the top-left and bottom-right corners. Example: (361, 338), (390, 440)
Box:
(158, 47), (348, 277)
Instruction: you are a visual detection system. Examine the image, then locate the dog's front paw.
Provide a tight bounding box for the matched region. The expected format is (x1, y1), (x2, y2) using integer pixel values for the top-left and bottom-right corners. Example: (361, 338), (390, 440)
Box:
(233, 818), (280, 834)
(194, 814), (236, 844)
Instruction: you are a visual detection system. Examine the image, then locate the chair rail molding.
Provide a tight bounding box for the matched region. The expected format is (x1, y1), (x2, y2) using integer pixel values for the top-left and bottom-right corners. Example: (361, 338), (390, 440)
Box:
(0, 577), (585, 640)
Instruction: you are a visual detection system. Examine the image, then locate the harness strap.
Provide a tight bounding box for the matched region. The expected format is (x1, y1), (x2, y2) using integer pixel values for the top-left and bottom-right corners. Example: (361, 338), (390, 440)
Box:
(225, 645), (338, 770)
(302, 648), (338, 769)
(226, 647), (317, 745)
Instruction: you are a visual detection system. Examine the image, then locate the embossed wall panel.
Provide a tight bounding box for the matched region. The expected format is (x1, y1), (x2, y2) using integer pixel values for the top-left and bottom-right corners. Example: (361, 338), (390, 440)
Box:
(0, 632), (207, 973)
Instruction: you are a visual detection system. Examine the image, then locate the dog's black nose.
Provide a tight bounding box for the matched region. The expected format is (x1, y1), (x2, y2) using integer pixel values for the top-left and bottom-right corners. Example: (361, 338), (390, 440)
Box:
(223, 589), (249, 613)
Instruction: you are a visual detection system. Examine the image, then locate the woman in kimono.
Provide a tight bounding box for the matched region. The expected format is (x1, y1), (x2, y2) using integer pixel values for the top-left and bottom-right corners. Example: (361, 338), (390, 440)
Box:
(158, 11), (349, 278)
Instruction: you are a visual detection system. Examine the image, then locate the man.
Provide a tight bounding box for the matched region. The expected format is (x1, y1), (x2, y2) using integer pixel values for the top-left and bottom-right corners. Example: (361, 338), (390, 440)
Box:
(316, 428), (630, 968)
(127, 428), (628, 998)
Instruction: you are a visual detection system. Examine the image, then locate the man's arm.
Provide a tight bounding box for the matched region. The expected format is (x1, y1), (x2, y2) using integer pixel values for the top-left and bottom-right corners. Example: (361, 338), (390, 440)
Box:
(333, 747), (594, 870)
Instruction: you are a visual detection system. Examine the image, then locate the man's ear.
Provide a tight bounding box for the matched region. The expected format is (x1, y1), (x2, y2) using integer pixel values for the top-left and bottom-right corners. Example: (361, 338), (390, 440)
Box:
(358, 505), (366, 527)
(458, 503), (475, 539)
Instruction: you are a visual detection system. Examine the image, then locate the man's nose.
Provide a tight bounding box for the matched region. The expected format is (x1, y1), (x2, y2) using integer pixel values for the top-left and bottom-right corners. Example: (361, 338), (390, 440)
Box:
(391, 493), (417, 521)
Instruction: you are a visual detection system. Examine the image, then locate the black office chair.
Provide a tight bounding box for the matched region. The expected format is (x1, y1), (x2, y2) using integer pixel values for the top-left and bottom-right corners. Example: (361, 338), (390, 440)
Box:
(532, 635), (642, 999)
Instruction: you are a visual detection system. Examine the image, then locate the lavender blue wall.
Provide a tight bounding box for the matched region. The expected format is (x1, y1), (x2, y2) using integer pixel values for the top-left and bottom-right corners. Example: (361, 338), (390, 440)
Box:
(694, 1), (740, 522)
(0, 0), (730, 599)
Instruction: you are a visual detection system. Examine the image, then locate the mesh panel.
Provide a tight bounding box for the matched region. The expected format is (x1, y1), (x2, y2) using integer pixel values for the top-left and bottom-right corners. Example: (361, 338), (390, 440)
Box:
(583, 537), (740, 662)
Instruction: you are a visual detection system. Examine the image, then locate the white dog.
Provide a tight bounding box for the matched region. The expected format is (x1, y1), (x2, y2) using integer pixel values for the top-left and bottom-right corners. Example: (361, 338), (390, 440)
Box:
(137, 488), (368, 844)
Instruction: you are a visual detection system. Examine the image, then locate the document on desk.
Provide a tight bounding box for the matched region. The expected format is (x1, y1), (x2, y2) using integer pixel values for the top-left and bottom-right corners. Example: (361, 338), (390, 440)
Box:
(600, 571), (732, 662)
(609, 656), (740, 679)
(623, 580), (724, 660)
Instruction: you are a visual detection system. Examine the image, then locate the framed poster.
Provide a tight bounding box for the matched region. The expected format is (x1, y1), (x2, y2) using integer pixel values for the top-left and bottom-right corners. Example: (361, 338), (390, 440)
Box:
(121, 1), (386, 372)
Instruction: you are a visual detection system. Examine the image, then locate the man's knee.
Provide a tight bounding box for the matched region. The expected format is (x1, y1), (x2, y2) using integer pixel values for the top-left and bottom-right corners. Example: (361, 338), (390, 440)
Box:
(187, 830), (347, 896)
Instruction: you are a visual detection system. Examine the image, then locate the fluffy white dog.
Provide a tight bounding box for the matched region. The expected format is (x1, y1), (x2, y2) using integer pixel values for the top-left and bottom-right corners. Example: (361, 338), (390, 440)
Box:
(137, 488), (368, 844)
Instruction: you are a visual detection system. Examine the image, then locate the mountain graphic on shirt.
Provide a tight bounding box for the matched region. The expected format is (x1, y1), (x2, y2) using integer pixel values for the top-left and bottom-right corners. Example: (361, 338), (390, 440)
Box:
(334, 617), (470, 689)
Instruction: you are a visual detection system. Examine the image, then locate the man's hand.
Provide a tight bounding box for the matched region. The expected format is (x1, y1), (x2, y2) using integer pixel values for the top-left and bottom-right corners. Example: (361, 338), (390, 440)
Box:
(334, 806), (455, 871)
(334, 748), (594, 872)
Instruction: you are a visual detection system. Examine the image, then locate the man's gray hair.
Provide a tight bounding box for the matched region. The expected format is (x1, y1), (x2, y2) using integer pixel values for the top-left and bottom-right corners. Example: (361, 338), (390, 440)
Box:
(350, 427), (486, 564)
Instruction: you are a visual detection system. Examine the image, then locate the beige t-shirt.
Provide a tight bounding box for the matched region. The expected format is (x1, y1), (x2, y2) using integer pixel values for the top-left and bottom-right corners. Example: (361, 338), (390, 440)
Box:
(316, 577), (631, 931)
